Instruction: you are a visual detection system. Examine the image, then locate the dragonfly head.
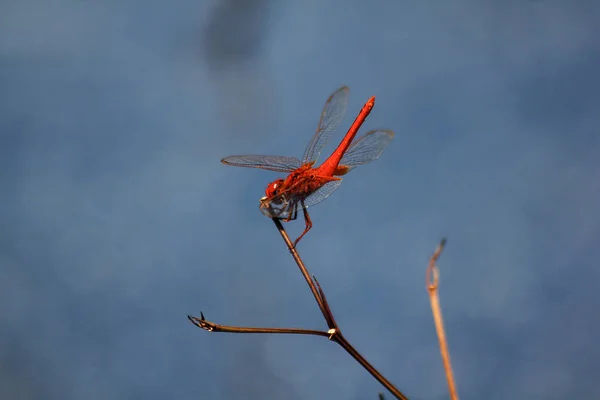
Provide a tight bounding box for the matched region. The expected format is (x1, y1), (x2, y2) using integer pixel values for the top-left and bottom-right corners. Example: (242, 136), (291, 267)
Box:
(265, 179), (285, 200)
(260, 179), (289, 218)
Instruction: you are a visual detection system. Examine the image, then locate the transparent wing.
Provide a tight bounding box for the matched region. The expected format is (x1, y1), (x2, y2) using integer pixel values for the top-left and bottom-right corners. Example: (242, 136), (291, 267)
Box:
(221, 155), (302, 172)
(301, 86), (350, 164)
(337, 130), (394, 173)
(301, 179), (343, 208)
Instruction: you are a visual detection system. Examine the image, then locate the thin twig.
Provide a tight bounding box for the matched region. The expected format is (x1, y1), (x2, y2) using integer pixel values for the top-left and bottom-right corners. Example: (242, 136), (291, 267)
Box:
(271, 218), (331, 323)
(332, 332), (407, 400)
(312, 275), (338, 330)
(272, 218), (409, 400)
(187, 313), (330, 337)
(426, 238), (459, 400)
(188, 216), (410, 399)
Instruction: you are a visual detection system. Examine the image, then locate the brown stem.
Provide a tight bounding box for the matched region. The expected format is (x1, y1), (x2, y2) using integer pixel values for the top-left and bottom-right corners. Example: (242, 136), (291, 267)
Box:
(426, 239), (459, 400)
(271, 218), (334, 327)
(187, 313), (330, 337)
(332, 333), (408, 400)
(272, 218), (409, 400)
(188, 216), (410, 399)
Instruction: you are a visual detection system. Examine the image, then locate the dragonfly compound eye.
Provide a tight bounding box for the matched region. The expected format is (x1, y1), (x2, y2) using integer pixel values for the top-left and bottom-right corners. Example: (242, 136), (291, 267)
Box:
(265, 179), (284, 198)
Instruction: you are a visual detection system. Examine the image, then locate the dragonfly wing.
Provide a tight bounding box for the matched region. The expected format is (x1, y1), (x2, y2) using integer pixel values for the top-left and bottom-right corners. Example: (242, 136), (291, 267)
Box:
(302, 86), (350, 164)
(221, 155), (302, 172)
(301, 180), (343, 209)
(337, 130), (394, 173)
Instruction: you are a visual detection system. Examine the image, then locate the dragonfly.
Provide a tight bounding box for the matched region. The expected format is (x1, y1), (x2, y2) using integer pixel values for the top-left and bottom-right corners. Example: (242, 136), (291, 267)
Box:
(221, 86), (394, 247)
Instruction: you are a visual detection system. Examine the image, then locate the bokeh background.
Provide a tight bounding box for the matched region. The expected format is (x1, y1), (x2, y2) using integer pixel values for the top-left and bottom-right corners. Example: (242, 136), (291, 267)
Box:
(2, 1), (600, 399)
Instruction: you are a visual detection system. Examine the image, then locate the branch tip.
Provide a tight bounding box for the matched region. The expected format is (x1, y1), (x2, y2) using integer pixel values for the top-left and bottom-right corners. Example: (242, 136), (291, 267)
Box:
(431, 238), (447, 263)
(188, 313), (215, 332)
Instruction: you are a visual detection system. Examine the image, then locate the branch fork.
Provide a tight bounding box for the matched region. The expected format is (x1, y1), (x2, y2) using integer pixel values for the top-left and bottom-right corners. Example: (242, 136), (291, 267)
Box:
(189, 221), (454, 399)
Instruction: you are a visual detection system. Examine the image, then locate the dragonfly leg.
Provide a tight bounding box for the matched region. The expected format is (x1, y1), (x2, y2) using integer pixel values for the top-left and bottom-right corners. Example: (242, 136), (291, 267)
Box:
(283, 202), (298, 222)
(293, 201), (312, 248)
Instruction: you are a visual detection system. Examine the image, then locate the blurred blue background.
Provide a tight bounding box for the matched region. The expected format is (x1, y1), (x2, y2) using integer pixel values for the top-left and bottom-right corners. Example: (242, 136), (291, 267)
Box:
(2, 1), (599, 399)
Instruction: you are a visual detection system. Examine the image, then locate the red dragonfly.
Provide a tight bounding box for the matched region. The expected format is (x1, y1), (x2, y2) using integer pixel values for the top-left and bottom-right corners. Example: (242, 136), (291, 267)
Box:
(221, 86), (394, 247)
